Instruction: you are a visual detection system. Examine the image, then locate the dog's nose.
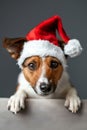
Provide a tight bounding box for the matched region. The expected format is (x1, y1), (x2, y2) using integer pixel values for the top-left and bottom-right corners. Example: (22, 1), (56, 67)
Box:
(40, 82), (51, 92)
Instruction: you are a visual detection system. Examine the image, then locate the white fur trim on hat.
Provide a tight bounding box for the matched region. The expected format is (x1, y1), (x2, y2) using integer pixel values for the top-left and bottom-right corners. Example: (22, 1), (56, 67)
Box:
(64, 39), (83, 57)
(17, 40), (66, 68)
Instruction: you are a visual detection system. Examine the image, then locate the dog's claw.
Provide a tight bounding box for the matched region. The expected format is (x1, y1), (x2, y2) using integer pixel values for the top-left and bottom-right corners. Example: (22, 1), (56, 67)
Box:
(7, 105), (10, 110)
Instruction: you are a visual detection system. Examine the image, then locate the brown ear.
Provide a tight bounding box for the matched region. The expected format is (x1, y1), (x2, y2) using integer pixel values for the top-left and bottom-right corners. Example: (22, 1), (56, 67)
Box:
(3, 37), (27, 59)
(58, 40), (68, 59)
(58, 40), (65, 50)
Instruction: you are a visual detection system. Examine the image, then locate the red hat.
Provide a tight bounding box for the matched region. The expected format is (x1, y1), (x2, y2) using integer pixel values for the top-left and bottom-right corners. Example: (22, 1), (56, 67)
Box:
(26, 15), (70, 46)
(17, 15), (82, 68)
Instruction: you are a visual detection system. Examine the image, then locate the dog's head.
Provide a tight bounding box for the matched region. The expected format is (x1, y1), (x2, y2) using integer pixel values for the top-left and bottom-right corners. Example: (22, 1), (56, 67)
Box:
(3, 37), (67, 96)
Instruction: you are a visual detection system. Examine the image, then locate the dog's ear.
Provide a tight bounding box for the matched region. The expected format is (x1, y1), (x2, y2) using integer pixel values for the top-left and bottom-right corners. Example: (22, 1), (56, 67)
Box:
(3, 37), (27, 59)
(58, 40), (65, 50)
(58, 40), (68, 59)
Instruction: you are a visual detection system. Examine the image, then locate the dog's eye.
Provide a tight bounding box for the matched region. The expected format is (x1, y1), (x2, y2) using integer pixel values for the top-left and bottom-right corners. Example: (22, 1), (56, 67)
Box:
(28, 62), (37, 71)
(50, 61), (59, 69)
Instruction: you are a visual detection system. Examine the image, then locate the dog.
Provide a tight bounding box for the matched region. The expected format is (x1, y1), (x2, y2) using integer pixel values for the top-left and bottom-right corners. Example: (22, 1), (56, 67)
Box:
(3, 15), (82, 114)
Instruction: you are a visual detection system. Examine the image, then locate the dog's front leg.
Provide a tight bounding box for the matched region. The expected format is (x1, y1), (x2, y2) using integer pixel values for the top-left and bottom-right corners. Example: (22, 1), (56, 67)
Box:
(7, 87), (28, 114)
(64, 86), (81, 113)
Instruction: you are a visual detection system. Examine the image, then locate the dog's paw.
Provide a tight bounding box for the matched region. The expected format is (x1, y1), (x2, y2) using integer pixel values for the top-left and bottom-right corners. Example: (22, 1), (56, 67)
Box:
(64, 95), (81, 113)
(7, 93), (26, 114)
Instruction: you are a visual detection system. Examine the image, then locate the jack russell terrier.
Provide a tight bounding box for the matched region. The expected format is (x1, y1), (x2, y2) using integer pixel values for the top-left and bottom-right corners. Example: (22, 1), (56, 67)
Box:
(3, 15), (82, 114)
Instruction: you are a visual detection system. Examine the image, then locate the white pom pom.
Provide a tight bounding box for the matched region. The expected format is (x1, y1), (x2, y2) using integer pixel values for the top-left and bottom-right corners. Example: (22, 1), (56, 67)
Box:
(64, 39), (83, 57)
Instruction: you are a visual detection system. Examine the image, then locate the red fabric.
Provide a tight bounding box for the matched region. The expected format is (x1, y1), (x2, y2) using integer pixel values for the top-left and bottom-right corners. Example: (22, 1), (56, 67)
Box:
(26, 15), (70, 46)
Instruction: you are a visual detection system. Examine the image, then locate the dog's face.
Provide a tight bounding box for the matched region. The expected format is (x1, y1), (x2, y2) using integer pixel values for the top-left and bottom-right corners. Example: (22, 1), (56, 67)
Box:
(3, 37), (64, 96)
(22, 56), (63, 96)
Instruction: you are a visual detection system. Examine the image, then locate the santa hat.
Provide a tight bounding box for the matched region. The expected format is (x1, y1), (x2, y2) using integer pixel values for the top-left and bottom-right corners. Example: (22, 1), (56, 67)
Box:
(17, 15), (82, 68)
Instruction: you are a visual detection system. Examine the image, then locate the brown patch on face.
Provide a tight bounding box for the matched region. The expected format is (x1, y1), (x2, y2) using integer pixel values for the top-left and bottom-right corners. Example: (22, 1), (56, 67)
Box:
(22, 56), (42, 87)
(44, 56), (63, 86)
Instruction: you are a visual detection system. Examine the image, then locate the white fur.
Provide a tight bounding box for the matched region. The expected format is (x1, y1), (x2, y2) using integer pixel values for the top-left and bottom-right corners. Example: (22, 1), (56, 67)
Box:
(35, 58), (51, 95)
(17, 40), (66, 68)
(37, 58), (48, 83)
(64, 39), (83, 57)
(7, 69), (81, 113)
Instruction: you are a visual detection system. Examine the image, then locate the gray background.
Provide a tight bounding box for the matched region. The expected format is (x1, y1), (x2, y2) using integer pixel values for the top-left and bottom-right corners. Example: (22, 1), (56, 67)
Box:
(0, 0), (87, 98)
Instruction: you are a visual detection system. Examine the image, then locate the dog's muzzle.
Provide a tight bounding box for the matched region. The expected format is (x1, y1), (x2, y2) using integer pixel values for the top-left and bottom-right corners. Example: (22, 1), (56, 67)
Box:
(35, 82), (56, 96)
